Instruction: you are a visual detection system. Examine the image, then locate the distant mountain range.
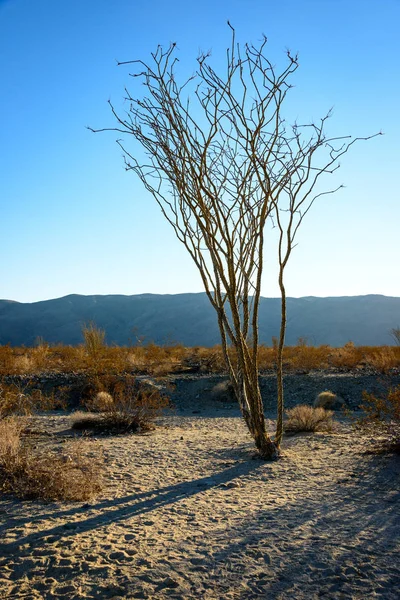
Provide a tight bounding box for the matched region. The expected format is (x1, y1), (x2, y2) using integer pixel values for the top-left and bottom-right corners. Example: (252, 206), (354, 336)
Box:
(0, 293), (399, 347)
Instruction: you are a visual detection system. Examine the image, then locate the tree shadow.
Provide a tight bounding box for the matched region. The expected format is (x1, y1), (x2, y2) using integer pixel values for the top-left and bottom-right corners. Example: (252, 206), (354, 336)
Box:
(0, 455), (265, 553)
(208, 451), (400, 598)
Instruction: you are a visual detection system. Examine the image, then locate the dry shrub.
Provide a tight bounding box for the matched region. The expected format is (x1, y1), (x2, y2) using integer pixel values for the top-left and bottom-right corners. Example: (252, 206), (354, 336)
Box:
(329, 342), (365, 370)
(71, 411), (141, 434)
(360, 386), (400, 423)
(209, 345), (234, 373)
(367, 347), (399, 373)
(0, 383), (30, 417)
(183, 345), (228, 373)
(356, 386), (400, 453)
(285, 340), (331, 373)
(181, 346), (202, 373)
(0, 342), (135, 376)
(83, 345), (132, 375)
(257, 344), (276, 371)
(72, 375), (170, 434)
(81, 323), (133, 374)
(31, 342), (51, 371)
(2, 339), (397, 380)
(0, 382), (64, 418)
(141, 342), (186, 375)
(0, 345), (16, 375)
(284, 405), (335, 433)
(168, 343), (186, 363)
(13, 355), (34, 374)
(70, 411), (105, 431)
(0, 417), (103, 501)
(391, 327), (400, 346)
(124, 343), (180, 375)
(143, 343), (173, 375)
(53, 344), (87, 372)
(126, 352), (142, 370)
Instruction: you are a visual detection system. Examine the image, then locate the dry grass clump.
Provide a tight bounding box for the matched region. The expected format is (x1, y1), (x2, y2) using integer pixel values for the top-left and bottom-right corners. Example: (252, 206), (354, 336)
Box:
(314, 390), (345, 410)
(0, 417), (103, 501)
(284, 405), (335, 433)
(72, 375), (170, 434)
(89, 391), (114, 412)
(367, 347), (399, 374)
(82, 321), (106, 360)
(0, 416), (22, 462)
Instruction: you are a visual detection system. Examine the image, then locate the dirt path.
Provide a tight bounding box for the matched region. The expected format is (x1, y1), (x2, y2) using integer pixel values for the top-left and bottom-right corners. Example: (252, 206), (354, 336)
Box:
(0, 411), (399, 599)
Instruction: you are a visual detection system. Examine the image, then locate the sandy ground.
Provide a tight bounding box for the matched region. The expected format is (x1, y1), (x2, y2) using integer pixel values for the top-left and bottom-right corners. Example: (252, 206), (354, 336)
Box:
(0, 407), (399, 600)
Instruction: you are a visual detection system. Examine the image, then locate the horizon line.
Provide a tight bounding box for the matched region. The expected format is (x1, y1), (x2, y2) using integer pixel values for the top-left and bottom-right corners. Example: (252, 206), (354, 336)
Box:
(1, 291), (398, 305)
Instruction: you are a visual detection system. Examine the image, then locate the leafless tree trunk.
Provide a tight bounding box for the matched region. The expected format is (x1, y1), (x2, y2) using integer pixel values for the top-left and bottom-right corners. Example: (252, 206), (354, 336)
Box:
(271, 114), (380, 446)
(90, 24), (379, 458)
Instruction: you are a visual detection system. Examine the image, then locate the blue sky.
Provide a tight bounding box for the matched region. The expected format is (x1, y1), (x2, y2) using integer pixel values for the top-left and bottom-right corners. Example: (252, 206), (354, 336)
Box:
(0, 0), (399, 303)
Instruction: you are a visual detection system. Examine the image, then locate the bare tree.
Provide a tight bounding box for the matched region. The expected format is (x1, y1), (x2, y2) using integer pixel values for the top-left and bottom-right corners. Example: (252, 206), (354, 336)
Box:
(90, 25), (379, 459)
(390, 327), (400, 346)
(271, 118), (380, 445)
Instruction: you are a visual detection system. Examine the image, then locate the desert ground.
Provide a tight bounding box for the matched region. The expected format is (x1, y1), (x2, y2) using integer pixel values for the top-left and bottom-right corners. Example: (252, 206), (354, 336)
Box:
(0, 393), (399, 600)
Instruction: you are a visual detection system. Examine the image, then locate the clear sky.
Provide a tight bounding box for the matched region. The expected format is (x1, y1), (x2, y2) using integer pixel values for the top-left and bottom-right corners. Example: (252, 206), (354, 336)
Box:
(1, 0), (399, 303)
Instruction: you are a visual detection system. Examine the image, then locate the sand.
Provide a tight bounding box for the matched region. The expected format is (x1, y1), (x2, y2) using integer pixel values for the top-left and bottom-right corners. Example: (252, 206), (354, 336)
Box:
(0, 408), (399, 599)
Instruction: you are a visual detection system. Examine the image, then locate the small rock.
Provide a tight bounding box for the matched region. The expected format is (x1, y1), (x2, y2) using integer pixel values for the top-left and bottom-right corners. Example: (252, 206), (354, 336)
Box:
(221, 481), (241, 489)
(109, 551), (128, 561)
(159, 576), (181, 589)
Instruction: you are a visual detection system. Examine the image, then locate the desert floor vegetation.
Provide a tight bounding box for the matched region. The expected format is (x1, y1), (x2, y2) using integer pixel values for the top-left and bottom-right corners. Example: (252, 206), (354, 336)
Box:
(0, 343), (399, 598)
(71, 374), (170, 434)
(0, 380), (65, 418)
(353, 384), (400, 454)
(0, 339), (399, 378)
(0, 372), (170, 502)
(0, 416), (103, 503)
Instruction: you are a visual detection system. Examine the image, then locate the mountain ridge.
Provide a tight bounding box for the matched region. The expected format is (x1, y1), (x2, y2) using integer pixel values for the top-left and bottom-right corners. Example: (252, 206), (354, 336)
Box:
(0, 293), (398, 347)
